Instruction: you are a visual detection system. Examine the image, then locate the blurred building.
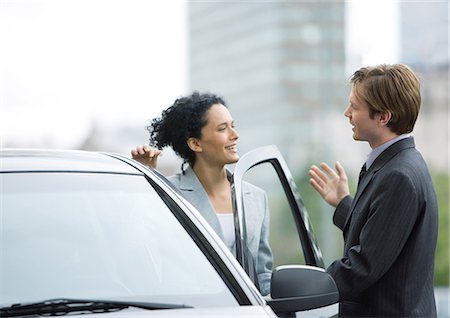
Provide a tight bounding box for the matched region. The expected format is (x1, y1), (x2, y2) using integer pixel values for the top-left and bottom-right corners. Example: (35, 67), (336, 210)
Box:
(187, 1), (348, 265)
(188, 2), (348, 176)
(399, 1), (449, 172)
(401, 2), (448, 68)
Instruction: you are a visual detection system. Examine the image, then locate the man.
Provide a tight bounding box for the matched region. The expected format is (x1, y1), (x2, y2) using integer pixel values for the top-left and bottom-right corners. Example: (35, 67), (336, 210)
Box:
(309, 64), (438, 317)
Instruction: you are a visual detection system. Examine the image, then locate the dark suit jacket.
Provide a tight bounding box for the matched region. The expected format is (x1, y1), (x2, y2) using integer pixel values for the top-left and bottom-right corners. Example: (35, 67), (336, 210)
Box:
(327, 137), (438, 317)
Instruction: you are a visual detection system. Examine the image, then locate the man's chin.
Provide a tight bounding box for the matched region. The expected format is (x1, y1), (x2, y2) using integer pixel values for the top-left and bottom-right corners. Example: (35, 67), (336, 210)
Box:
(352, 135), (369, 143)
(228, 155), (239, 164)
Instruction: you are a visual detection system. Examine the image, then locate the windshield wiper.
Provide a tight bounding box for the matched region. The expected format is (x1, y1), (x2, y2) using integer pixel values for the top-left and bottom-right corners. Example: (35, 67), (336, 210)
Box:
(0, 298), (193, 317)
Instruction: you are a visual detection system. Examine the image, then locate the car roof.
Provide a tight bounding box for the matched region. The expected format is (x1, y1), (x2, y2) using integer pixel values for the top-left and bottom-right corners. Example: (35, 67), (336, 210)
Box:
(0, 149), (140, 174)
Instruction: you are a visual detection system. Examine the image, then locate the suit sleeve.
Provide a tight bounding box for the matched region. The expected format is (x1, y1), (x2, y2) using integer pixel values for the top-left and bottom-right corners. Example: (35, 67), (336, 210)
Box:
(327, 170), (420, 299)
(333, 195), (353, 230)
(256, 191), (273, 296)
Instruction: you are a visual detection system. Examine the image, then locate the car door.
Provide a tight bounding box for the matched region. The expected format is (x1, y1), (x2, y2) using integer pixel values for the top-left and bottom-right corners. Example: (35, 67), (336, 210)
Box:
(230, 145), (339, 317)
(231, 145), (324, 271)
(231, 145), (339, 317)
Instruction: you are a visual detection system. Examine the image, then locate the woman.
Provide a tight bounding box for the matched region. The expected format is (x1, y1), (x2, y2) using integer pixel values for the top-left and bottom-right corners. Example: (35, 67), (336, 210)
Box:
(131, 92), (272, 295)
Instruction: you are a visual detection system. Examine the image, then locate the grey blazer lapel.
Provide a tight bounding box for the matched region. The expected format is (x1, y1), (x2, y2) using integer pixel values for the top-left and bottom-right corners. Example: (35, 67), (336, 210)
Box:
(178, 167), (224, 238)
(241, 184), (259, 245)
(344, 137), (416, 229)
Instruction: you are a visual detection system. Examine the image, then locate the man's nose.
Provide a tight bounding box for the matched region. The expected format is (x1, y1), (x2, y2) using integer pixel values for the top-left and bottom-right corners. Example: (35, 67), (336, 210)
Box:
(344, 106), (351, 118)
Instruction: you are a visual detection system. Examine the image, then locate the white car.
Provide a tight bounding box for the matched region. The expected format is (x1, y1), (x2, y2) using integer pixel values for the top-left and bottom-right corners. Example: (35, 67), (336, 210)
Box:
(0, 146), (338, 317)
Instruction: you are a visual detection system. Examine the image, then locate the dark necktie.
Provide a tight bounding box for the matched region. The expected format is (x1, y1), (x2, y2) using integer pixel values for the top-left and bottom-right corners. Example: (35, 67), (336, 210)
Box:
(358, 163), (367, 187)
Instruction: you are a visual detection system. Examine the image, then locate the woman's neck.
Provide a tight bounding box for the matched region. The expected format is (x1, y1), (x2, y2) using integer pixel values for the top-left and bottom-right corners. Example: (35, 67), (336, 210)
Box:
(192, 162), (229, 194)
(192, 158), (234, 214)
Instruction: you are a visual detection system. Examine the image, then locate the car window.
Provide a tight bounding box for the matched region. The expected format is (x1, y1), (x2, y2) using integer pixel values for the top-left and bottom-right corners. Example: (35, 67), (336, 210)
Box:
(0, 172), (238, 308)
(242, 163), (306, 267)
(231, 145), (324, 273)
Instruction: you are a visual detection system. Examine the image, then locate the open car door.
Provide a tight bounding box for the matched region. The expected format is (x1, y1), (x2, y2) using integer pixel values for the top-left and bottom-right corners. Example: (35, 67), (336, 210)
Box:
(231, 145), (338, 317)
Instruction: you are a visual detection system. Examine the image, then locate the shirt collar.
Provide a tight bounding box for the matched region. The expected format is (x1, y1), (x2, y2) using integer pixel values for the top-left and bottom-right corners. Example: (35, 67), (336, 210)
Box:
(366, 134), (411, 169)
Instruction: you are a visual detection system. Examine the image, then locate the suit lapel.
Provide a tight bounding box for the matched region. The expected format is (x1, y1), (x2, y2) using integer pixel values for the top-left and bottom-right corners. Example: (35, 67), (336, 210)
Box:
(178, 167), (224, 238)
(176, 168), (257, 243)
(343, 137), (416, 230)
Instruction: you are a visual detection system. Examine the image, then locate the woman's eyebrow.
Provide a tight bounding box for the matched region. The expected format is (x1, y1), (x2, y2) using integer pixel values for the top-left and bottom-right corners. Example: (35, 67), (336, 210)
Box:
(216, 120), (233, 127)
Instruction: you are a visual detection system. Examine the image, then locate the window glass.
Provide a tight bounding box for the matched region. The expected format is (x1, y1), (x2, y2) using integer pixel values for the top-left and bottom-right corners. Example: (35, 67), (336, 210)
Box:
(241, 163), (306, 267)
(0, 173), (238, 308)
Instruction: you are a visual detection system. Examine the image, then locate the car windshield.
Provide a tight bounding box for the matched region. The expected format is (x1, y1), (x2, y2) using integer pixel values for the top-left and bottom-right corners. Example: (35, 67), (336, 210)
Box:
(0, 172), (238, 308)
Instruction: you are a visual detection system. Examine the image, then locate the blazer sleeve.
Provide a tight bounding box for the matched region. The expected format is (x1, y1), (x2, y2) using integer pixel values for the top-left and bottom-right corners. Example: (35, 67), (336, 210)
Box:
(256, 190), (273, 296)
(327, 170), (421, 299)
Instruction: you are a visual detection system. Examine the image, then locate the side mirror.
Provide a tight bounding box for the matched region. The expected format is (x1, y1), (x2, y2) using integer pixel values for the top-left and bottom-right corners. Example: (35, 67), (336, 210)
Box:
(266, 265), (339, 315)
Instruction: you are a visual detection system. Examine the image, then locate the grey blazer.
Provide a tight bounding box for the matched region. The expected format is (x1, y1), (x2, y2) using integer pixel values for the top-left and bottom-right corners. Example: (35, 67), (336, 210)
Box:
(327, 137), (438, 317)
(168, 167), (273, 296)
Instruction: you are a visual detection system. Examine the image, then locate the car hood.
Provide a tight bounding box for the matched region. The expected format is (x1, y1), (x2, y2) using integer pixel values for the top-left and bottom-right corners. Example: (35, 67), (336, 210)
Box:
(64, 305), (276, 317)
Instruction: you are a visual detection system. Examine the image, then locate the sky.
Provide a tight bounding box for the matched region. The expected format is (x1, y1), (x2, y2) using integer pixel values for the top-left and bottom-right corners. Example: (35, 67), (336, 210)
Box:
(1, 0), (398, 149)
(1, 0), (188, 147)
(345, 0), (399, 73)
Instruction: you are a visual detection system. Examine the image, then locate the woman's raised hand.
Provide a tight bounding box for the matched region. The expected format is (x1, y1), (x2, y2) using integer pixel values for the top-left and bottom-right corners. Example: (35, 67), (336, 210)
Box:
(131, 145), (162, 169)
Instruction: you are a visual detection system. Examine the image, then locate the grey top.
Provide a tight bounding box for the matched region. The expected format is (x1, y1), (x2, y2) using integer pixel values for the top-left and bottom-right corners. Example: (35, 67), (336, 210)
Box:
(168, 166), (273, 295)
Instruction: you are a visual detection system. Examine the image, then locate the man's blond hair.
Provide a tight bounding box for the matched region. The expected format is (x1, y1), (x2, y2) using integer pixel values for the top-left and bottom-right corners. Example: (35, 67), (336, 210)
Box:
(350, 64), (421, 134)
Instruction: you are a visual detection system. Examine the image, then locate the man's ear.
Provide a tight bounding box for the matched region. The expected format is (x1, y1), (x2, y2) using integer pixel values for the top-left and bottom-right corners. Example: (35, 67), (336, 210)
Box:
(377, 111), (392, 127)
(187, 137), (202, 153)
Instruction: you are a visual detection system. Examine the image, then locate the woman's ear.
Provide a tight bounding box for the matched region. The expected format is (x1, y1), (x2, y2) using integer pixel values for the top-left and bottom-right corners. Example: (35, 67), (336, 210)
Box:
(187, 137), (202, 153)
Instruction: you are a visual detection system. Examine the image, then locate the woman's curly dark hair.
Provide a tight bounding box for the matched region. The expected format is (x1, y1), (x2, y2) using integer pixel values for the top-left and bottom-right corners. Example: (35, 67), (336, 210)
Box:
(146, 91), (227, 168)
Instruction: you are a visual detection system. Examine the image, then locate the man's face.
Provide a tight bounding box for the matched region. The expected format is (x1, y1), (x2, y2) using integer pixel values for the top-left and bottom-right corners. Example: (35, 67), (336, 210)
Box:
(344, 86), (381, 148)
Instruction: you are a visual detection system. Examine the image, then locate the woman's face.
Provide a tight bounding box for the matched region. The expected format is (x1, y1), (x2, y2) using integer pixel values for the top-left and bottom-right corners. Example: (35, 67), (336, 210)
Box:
(195, 103), (239, 166)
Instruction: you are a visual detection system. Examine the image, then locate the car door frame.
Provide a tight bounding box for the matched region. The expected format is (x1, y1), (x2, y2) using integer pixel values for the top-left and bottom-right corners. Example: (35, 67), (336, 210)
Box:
(231, 145), (324, 274)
